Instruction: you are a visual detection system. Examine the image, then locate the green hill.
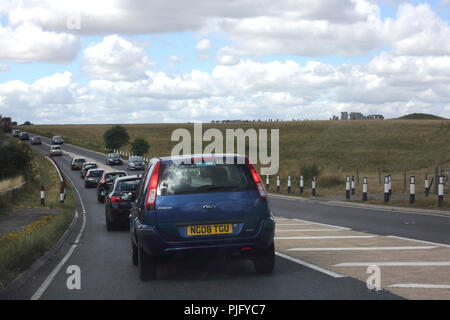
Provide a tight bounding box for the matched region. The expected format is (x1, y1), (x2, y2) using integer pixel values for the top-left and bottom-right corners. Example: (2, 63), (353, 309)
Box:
(398, 113), (446, 120)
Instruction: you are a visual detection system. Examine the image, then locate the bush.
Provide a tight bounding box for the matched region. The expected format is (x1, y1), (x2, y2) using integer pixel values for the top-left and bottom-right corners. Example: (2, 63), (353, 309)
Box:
(103, 125), (129, 151)
(131, 138), (150, 156)
(300, 163), (321, 182)
(0, 134), (34, 181)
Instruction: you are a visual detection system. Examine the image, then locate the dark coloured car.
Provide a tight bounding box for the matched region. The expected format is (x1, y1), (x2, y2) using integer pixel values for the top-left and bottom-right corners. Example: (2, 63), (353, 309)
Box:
(130, 154), (275, 281)
(80, 162), (97, 178)
(12, 130), (21, 138)
(71, 157), (86, 170)
(105, 175), (141, 230)
(97, 171), (127, 203)
(127, 156), (146, 171)
(84, 169), (105, 188)
(106, 153), (123, 166)
(52, 136), (63, 144)
(30, 136), (41, 145)
(19, 132), (29, 140)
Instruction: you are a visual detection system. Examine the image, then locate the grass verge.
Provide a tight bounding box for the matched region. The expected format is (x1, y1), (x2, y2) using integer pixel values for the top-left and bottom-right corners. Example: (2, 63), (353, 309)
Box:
(0, 149), (76, 290)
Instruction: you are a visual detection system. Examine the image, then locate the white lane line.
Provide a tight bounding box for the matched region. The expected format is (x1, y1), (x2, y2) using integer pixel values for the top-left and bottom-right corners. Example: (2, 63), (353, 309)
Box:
(388, 283), (450, 289)
(275, 251), (346, 278)
(276, 229), (344, 232)
(294, 219), (351, 230)
(30, 169), (87, 300)
(275, 235), (375, 240)
(324, 201), (450, 219)
(276, 223), (313, 226)
(334, 261), (450, 267)
(287, 246), (437, 251)
(386, 235), (450, 248)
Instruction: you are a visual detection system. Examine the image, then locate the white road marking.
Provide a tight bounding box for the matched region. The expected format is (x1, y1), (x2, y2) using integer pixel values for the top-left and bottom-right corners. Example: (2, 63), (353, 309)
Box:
(294, 219), (351, 230)
(276, 223), (313, 226)
(30, 168), (87, 300)
(388, 283), (450, 289)
(275, 251), (346, 278)
(276, 229), (344, 232)
(287, 246), (437, 251)
(275, 235), (375, 240)
(386, 235), (450, 248)
(334, 261), (450, 267)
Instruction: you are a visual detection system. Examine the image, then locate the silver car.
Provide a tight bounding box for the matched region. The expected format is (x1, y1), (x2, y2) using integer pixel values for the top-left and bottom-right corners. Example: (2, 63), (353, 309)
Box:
(49, 145), (62, 156)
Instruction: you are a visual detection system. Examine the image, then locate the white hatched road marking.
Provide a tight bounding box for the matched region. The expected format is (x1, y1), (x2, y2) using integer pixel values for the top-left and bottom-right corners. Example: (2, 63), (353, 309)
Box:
(276, 229), (344, 232)
(275, 252), (346, 278)
(334, 261), (450, 267)
(388, 284), (450, 289)
(276, 223), (313, 226)
(386, 235), (450, 248)
(287, 246), (437, 251)
(294, 219), (351, 230)
(275, 235), (375, 240)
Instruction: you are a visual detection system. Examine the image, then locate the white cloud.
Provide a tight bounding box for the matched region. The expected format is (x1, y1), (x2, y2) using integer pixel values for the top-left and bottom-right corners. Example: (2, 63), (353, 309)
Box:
(196, 39), (211, 51)
(82, 35), (155, 81)
(0, 22), (80, 63)
(0, 65), (9, 72)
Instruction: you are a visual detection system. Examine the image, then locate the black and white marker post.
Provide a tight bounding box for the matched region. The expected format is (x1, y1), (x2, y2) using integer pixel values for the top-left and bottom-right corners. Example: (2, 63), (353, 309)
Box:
(425, 173), (429, 196)
(312, 176), (316, 196)
(40, 185), (45, 205)
(287, 176), (291, 193)
(438, 176), (444, 207)
(409, 176), (415, 204)
(277, 176), (280, 192)
(266, 175), (269, 189)
(60, 182), (65, 203)
(345, 175), (350, 199)
(362, 177), (368, 201)
(384, 176), (389, 203)
(300, 175), (304, 194)
(351, 176), (355, 195)
(388, 174), (392, 196)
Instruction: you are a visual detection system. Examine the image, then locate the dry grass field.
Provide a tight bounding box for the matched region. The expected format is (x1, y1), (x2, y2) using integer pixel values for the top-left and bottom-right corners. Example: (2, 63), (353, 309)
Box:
(24, 119), (450, 208)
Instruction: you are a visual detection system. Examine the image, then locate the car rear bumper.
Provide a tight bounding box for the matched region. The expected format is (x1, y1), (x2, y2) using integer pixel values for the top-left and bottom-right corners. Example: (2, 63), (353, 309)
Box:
(135, 216), (275, 256)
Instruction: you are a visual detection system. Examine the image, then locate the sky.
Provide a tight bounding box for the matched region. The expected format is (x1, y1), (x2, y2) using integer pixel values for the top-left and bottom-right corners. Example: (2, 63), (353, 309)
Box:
(0, 0), (450, 124)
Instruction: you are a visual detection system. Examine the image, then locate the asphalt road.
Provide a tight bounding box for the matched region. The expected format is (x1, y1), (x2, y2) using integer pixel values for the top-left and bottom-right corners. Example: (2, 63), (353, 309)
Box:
(9, 135), (450, 300)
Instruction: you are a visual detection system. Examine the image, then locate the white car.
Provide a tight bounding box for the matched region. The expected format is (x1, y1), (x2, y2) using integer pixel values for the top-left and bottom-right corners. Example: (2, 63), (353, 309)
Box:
(49, 145), (62, 156)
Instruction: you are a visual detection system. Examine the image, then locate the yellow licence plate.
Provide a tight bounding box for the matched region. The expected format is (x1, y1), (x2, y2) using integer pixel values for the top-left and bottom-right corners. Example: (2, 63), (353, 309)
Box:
(187, 224), (233, 236)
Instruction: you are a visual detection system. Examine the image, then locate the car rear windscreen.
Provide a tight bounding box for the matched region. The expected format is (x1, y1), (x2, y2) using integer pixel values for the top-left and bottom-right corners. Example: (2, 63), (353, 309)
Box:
(117, 179), (140, 192)
(157, 162), (256, 196)
(129, 156), (142, 161)
(106, 172), (126, 181)
(89, 170), (104, 177)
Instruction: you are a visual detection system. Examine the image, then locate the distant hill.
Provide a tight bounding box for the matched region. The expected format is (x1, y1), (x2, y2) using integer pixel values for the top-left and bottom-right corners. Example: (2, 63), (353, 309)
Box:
(398, 113), (446, 120)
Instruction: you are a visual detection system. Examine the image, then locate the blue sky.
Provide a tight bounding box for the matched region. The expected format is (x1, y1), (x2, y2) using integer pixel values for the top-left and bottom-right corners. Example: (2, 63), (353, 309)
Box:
(0, 0), (449, 124)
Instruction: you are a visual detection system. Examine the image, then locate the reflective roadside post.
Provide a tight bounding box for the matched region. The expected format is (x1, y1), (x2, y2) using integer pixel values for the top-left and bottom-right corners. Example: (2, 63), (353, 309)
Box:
(438, 176), (444, 207)
(300, 175), (304, 194)
(425, 173), (429, 196)
(351, 176), (355, 195)
(388, 174), (392, 196)
(345, 176), (350, 199)
(362, 177), (368, 201)
(409, 176), (415, 204)
(277, 176), (280, 192)
(312, 176), (316, 196)
(266, 175), (269, 189)
(40, 185), (45, 205)
(384, 176), (389, 203)
(287, 176), (291, 193)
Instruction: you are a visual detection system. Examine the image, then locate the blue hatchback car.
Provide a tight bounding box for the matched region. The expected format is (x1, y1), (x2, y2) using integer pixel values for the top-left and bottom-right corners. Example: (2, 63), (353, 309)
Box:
(130, 154), (275, 281)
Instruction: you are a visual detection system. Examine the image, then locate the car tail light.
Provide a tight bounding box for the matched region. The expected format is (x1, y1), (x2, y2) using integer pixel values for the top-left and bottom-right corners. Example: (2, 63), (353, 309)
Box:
(246, 159), (267, 200)
(111, 195), (124, 203)
(145, 161), (161, 210)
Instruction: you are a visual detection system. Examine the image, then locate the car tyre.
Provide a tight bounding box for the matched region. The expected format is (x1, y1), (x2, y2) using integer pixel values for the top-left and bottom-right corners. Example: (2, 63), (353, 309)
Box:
(138, 243), (157, 281)
(254, 243), (275, 274)
(132, 240), (138, 266)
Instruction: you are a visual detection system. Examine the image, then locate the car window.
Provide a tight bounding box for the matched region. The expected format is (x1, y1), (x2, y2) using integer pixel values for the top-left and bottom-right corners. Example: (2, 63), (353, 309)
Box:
(116, 179), (141, 192)
(106, 172), (126, 181)
(157, 162), (255, 196)
(89, 170), (104, 177)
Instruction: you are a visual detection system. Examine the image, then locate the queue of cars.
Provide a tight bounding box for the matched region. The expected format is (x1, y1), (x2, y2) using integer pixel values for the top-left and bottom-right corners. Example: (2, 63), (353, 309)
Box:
(16, 130), (275, 280)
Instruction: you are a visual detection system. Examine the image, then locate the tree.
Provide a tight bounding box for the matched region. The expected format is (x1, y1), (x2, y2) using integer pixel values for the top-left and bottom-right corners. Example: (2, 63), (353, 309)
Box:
(103, 125), (129, 151)
(131, 138), (149, 156)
